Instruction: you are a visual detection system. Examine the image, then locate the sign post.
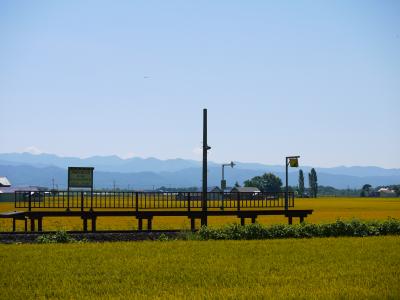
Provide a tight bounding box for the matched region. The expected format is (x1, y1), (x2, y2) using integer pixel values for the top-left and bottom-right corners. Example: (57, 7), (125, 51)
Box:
(67, 167), (94, 211)
(285, 156), (300, 210)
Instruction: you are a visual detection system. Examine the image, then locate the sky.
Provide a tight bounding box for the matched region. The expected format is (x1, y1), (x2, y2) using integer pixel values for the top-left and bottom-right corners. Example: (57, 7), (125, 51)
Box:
(0, 1), (399, 168)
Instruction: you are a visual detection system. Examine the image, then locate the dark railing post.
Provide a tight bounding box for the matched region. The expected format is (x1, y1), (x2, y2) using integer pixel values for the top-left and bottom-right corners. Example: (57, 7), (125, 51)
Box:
(28, 193), (32, 212)
(237, 192), (240, 211)
(135, 192), (139, 212)
(90, 190), (93, 211)
(67, 188), (70, 211)
(187, 192), (191, 212)
(285, 157), (289, 211)
(80, 191), (84, 212)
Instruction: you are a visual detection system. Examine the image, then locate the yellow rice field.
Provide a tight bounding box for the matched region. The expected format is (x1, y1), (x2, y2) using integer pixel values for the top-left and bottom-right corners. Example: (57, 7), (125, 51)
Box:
(1, 237), (399, 299)
(1, 197), (400, 231)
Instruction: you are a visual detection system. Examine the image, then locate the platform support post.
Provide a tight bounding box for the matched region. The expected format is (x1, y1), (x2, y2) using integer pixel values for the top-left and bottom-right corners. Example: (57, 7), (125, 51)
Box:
(12, 218), (16, 232)
(83, 218), (88, 232)
(190, 218), (196, 231)
(138, 218), (143, 231)
(147, 218), (152, 231)
(91, 216), (96, 232)
(251, 216), (256, 224)
(288, 216), (293, 225)
(30, 218), (35, 232)
(240, 217), (245, 226)
(38, 217), (43, 232)
(300, 216), (304, 223)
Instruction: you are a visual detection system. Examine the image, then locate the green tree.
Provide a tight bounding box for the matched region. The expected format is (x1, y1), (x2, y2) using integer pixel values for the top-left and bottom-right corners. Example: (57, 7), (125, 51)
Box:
(244, 173), (282, 193)
(360, 184), (372, 197)
(298, 169), (305, 197)
(234, 181), (240, 188)
(308, 168), (318, 198)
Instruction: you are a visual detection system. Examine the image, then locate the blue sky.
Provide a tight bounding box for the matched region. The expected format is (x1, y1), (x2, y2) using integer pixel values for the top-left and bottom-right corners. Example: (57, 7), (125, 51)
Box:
(0, 1), (399, 168)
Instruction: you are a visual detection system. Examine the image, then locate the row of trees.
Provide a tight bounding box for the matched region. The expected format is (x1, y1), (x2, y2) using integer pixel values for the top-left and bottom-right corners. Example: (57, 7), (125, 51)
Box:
(298, 169), (318, 197)
(243, 173), (282, 193)
(242, 169), (318, 197)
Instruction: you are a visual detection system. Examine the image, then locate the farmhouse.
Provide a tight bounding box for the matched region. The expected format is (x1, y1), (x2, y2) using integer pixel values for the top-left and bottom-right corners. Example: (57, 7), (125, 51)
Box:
(229, 187), (261, 200)
(207, 186), (222, 193)
(0, 177), (46, 202)
(378, 187), (397, 198)
(0, 177), (11, 187)
(176, 186), (223, 201)
(230, 187), (261, 194)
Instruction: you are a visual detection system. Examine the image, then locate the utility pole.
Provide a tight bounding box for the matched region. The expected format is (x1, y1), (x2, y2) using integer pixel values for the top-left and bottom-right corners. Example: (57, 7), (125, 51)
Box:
(221, 161), (235, 190)
(202, 108), (211, 226)
(220, 161), (235, 210)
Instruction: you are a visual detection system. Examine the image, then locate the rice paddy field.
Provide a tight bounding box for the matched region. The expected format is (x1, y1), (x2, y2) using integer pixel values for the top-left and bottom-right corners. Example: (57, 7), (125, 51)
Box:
(0, 237), (399, 299)
(1, 197), (400, 231)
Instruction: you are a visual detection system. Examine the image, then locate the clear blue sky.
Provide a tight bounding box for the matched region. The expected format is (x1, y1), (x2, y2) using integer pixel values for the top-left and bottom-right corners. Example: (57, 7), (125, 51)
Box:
(0, 1), (399, 168)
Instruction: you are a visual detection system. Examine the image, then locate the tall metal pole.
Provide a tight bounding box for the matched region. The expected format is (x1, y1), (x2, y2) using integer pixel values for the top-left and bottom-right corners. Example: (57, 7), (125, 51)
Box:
(202, 108), (209, 226)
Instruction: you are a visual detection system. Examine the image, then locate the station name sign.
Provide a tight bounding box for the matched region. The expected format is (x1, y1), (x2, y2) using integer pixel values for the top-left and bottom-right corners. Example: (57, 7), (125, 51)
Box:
(68, 167), (94, 189)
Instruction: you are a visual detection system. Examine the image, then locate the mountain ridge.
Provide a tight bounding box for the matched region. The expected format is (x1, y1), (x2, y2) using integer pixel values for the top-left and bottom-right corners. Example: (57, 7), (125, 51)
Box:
(1, 152), (399, 176)
(0, 152), (399, 189)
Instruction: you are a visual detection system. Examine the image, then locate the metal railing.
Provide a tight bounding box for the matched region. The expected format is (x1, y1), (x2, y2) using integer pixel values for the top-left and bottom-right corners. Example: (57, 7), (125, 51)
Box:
(15, 191), (295, 211)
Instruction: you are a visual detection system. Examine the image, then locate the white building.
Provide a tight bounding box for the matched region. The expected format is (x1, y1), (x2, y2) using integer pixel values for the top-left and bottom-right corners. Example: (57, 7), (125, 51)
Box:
(378, 188), (397, 198)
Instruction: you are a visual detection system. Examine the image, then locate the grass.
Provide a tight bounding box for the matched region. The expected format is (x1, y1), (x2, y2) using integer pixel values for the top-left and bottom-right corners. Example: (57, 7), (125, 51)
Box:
(0, 236), (399, 299)
(1, 197), (400, 231)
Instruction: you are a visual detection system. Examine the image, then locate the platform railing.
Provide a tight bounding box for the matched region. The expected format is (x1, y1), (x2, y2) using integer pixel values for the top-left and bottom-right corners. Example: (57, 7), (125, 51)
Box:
(15, 191), (295, 211)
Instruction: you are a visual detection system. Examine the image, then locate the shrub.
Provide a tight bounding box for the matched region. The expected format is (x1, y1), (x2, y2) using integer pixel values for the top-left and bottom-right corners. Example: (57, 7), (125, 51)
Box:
(196, 219), (400, 240)
(36, 231), (77, 244)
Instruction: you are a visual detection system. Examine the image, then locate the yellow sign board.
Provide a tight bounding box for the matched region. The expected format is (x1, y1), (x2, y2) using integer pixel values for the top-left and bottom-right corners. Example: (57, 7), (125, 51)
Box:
(68, 167), (94, 188)
(289, 158), (299, 167)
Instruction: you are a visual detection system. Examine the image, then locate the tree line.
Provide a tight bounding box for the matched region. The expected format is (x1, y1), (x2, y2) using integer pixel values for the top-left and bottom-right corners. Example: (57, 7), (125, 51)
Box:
(243, 168), (319, 197)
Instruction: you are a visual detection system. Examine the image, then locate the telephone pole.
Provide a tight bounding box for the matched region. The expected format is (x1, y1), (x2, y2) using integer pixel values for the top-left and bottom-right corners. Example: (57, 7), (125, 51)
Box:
(202, 108), (211, 226)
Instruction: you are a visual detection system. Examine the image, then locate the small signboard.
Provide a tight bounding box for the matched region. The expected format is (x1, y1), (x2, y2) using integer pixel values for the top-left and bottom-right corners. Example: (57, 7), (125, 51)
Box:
(68, 167), (94, 189)
(289, 158), (299, 168)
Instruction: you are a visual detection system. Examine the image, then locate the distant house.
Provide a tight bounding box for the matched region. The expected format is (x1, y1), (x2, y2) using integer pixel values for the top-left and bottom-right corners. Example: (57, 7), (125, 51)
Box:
(229, 187), (261, 200)
(207, 186), (222, 193)
(230, 187), (261, 194)
(378, 188), (397, 198)
(0, 176), (47, 202)
(207, 186), (222, 200)
(176, 186), (223, 201)
(0, 177), (11, 187)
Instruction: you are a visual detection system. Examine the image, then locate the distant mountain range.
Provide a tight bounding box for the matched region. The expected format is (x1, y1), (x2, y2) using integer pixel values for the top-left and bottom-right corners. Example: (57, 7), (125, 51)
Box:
(0, 152), (399, 189)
